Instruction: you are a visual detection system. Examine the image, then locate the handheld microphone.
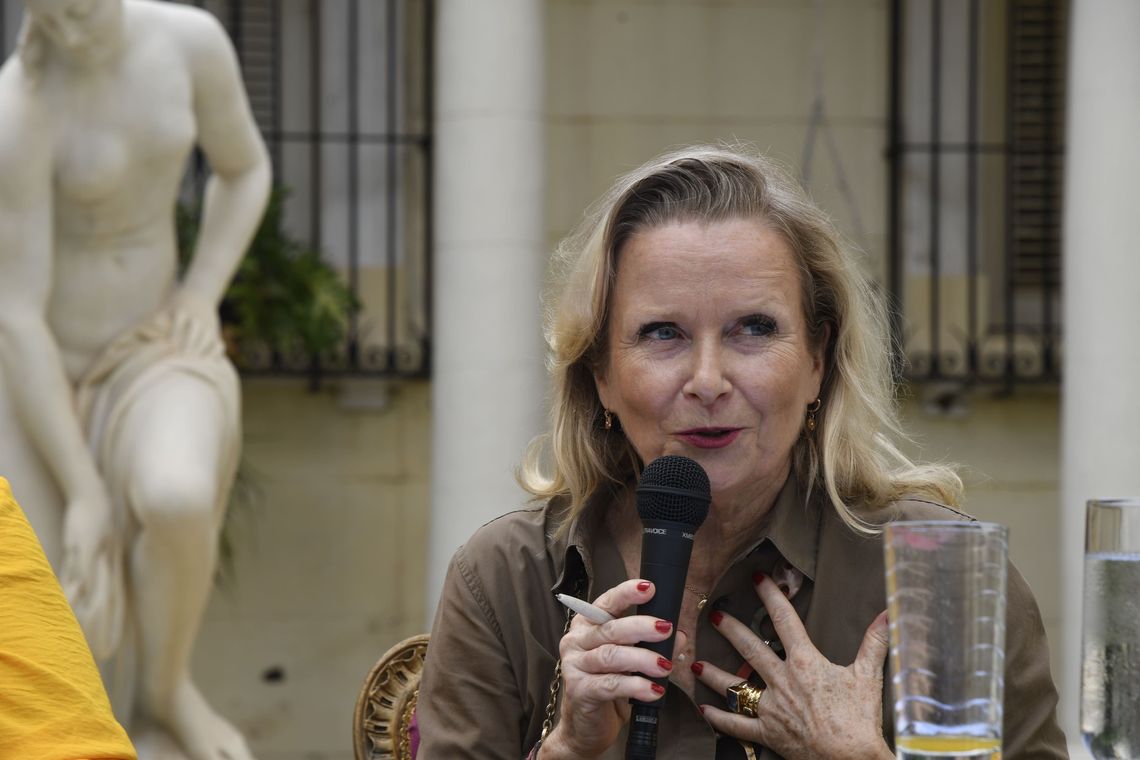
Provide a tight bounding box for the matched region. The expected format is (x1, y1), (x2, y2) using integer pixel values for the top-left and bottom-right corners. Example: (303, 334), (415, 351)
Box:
(625, 455), (711, 760)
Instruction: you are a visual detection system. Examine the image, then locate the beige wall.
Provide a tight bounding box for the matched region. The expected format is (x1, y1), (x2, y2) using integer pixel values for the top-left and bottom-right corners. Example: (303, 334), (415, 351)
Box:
(546, 0), (890, 281)
(193, 1), (1064, 756)
(898, 391), (1063, 685)
(197, 379), (429, 760)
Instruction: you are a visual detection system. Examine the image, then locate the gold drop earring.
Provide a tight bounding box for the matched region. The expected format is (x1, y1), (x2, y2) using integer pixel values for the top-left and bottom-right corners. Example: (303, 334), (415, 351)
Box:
(805, 398), (821, 432)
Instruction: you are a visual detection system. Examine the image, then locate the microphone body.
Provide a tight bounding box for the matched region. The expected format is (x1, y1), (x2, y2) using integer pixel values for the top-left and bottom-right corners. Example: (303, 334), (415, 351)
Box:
(625, 517), (699, 759)
(625, 456), (710, 760)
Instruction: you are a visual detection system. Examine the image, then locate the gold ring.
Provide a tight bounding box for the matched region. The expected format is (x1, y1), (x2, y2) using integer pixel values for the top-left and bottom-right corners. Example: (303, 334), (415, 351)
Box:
(726, 680), (763, 718)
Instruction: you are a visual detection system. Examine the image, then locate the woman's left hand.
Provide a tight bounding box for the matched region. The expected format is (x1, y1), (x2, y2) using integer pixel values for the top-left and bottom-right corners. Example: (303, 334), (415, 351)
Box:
(693, 574), (894, 760)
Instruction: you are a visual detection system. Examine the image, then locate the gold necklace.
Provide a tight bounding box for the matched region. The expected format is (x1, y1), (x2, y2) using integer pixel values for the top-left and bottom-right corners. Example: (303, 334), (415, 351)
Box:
(685, 584), (710, 611)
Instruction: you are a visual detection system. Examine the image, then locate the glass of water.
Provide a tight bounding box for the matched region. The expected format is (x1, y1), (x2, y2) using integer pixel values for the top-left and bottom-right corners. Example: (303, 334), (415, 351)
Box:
(884, 520), (1008, 760)
(1082, 499), (1140, 759)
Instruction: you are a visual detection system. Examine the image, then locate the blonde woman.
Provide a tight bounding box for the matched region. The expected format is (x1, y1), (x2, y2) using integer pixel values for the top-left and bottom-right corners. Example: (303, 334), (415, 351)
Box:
(417, 145), (1066, 759)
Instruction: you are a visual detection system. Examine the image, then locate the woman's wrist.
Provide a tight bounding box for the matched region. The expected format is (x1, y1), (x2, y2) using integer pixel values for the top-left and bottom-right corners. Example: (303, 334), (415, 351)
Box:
(532, 726), (599, 760)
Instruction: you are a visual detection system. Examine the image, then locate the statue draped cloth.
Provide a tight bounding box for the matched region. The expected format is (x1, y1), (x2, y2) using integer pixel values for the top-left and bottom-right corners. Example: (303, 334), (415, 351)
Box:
(74, 310), (241, 716)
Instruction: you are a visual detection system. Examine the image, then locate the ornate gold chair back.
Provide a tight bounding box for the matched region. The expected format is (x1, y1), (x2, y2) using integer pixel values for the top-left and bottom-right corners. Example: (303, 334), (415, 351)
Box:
(353, 634), (430, 760)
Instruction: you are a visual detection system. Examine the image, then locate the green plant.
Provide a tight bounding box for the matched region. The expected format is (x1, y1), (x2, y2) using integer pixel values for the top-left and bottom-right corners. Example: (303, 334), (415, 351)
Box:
(176, 185), (358, 362)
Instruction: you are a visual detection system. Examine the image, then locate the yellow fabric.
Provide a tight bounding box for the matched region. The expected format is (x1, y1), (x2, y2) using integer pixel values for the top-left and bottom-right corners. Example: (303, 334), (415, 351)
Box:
(0, 478), (136, 759)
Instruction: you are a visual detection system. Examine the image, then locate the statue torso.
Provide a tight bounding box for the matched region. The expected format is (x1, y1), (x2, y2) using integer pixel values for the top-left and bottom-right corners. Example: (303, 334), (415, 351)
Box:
(37, 19), (198, 379)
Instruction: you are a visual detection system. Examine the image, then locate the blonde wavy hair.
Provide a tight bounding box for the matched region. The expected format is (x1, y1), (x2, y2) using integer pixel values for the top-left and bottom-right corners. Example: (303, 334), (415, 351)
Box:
(520, 144), (961, 534)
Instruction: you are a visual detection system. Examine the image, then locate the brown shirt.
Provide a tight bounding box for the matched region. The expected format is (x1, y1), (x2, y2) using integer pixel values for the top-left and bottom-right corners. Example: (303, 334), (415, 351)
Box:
(417, 479), (1067, 759)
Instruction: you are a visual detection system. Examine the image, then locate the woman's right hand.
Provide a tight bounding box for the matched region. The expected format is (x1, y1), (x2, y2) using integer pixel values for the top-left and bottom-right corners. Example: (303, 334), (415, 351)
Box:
(539, 579), (676, 759)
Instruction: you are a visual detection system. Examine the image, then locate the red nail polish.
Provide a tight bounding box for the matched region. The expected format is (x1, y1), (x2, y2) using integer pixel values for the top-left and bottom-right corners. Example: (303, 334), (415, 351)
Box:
(637, 581), (651, 592)
(657, 657), (673, 672)
(690, 661), (704, 676)
(698, 704), (707, 715)
(709, 610), (724, 626)
(654, 620), (672, 634)
(752, 571), (766, 585)
(650, 683), (665, 695)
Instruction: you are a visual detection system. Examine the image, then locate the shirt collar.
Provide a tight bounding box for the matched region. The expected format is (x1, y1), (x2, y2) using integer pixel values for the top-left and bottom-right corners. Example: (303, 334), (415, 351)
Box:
(548, 488), (612, 596)
(761, 474), (822, 581)
(547, 473), (825, 593)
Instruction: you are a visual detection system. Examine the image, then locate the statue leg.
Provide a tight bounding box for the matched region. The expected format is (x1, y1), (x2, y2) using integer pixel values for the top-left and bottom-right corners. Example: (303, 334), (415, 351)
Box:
(117, 371), (253, 760)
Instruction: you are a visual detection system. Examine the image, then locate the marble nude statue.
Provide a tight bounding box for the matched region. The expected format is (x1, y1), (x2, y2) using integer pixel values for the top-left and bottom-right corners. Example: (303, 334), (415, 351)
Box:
(0, 1), (270, 758)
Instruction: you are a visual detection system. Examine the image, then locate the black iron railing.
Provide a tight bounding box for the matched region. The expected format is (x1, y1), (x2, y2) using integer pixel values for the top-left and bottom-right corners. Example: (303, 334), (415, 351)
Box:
(196, 0), (434, 380)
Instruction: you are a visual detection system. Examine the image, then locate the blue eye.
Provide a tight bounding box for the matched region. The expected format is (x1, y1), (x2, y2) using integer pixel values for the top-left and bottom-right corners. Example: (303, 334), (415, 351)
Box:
(639, 322), (679, 341)
(740, 315), (776, 336)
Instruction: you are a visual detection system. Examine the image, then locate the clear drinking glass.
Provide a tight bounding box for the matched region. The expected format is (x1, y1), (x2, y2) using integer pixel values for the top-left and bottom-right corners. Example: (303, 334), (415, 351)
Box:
(885, 520), (1008, 760)
(1082, 499), (1140, 759)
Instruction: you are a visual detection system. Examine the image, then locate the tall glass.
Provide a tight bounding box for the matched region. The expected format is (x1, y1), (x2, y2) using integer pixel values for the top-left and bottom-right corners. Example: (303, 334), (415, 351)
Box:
(1082, 499), (1140, 758)
(885, 521), (1008, 760)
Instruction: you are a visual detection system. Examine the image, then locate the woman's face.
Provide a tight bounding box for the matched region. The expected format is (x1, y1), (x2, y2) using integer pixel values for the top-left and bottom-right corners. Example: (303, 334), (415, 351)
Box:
(594, 217), (825, 512)
(24, 0), (122, 59)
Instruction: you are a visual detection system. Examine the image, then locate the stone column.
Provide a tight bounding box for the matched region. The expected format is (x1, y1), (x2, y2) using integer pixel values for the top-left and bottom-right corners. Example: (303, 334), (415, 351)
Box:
(427, 0), (546, 620)
(1060, 0), (1140, 751)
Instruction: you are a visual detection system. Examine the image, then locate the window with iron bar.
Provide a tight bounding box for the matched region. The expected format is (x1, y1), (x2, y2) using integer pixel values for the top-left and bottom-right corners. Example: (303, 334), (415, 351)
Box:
(888, 0), (1065, 388)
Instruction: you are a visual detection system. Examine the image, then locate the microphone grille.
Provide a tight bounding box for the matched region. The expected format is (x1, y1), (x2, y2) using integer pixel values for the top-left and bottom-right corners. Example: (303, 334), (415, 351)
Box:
(635, 455), (711, 527)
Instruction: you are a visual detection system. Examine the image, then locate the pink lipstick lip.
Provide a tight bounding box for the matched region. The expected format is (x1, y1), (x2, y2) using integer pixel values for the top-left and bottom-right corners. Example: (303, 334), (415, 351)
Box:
(675, 427), (742, 449)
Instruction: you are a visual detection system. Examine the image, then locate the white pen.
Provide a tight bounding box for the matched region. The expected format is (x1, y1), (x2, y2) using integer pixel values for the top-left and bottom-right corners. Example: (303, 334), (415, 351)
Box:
(555, 592), (615, 624)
